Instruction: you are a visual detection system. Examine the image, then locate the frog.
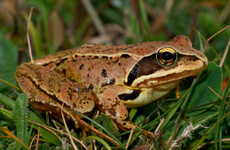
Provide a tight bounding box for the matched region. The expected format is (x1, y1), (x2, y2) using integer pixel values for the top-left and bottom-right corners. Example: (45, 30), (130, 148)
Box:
(15, 35), (208, 144)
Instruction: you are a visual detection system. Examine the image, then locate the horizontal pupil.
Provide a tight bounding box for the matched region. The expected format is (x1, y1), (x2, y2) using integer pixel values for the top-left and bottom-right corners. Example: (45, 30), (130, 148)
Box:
(161, 52), (173, 60)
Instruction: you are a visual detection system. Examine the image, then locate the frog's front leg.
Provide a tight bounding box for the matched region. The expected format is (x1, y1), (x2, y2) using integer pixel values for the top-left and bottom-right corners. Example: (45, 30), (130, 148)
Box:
(95, 85), (154, 137)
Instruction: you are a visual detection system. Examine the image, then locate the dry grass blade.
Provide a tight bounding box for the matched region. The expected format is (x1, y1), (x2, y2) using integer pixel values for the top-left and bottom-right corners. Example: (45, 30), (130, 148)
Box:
(28, 120), (62, 141)
(61, 104), (79, 150)
(126, 127), (134, 148)
(189, 3), (198, 39)
(28, 120), (88, 148)
(169, 123), (203, 150)
(219, 38), (230, 67)
(208, 86), (230, 108)
(35, 127), (40, 150)
(208, 86), (223, 100)
(29, 134), (37, 149)
(80, 0), (106, 36)
(197, 138), (230, 149)
(0, 78), (20, 90)
(155, 118), (165, 134)
(0, 127), (30, 150)
(27, 7), (34, 64)
(204, 25), (230, 53)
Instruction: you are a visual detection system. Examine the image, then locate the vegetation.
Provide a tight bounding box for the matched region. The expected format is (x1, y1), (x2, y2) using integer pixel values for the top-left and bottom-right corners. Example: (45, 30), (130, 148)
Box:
(0, 0), (230, 149)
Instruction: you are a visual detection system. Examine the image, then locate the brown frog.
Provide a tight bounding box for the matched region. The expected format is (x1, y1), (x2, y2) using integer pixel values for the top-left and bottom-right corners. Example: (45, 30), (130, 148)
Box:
(15, 35), (208, 144)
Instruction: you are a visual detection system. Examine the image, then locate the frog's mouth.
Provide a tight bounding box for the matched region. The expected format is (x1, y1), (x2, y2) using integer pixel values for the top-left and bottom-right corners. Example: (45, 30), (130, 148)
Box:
(135, 68), (203, 88)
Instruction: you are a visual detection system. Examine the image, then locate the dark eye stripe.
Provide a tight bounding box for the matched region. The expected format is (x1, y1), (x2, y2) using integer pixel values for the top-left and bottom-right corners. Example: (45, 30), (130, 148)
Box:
(126, 54), (161, 85)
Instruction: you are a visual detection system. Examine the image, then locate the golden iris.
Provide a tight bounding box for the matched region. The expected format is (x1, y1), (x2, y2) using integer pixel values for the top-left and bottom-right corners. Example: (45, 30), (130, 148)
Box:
(156, 47), (178, 67)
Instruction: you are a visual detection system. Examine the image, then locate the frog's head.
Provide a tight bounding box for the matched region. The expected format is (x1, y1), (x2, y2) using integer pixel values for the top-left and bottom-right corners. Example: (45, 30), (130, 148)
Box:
(124, 35), (208, 88)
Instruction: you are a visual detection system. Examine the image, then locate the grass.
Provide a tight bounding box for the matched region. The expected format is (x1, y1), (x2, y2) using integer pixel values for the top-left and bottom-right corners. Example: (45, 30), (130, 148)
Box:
(0, 0), (230, 149)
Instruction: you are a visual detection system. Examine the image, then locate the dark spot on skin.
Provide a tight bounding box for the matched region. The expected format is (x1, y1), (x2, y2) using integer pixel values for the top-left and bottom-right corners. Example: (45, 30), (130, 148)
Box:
(101, 78), (115, 87)
(181, 44), (183, 46)
(75, 55), (78, 58)
(118, 90), (141, 100)
(112, 58), (119, 64)
(118, 63), (121, 66)
(82, 55), (85, 58)
(56, 58), (67, 67)
(73, 103), (77, 107)
(94, 56), (99, 59)
(62, 69), (66, 76)
(121, 54), (130, 58)
(88, 84), (94, 91)
(102, 56), (108, 59)
(102, 69), (107, 77)
(110, 78), (115, 84)
(68, 93), (72, 100)
(72, 59), (76, 62)
(110, 57), (113, 59)
(79, 64), (84, 70)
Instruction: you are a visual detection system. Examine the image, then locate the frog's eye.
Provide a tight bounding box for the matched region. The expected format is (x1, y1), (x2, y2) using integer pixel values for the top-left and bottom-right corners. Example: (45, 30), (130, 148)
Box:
(156, 47), (178, 67)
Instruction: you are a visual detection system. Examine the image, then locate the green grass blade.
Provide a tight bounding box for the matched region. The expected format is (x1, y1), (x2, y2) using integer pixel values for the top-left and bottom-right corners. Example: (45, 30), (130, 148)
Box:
(198, 32), (204, 52)
(215, 80), (230, 149)
(197, 32), (230, 75)
(84, 136), (112, 150)
(0, 93), (15, 109)
(1, 93), (61, 145)
(72, 110), (127, 150)
(192, 80), (230, 150)
(24, 124), (34, 146)
(12, 94), (28, 143)
(139, 0), (153, 40)
(0, 107), (13, 119)
(192, 110), (230, 150)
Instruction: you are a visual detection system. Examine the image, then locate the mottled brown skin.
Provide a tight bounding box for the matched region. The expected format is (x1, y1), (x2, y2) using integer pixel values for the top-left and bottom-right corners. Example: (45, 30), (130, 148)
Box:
(15, 35), (208, 140)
